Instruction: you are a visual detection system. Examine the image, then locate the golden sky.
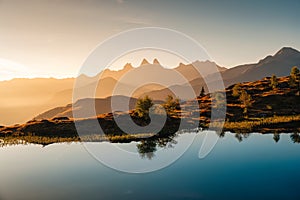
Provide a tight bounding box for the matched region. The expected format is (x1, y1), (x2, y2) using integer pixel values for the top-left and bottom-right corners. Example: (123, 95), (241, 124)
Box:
(0, 0), (300, 80)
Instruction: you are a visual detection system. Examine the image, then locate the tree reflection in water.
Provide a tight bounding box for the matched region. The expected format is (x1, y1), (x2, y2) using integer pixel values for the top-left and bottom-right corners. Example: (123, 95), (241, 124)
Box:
(137, 134), (178, 159)
(273, 132), (280, 143)
(1, 131), (300, 159)
(291, 132), (300, 143)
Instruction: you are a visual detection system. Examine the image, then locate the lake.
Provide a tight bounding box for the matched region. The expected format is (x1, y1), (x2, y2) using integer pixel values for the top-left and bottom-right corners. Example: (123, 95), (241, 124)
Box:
(0, 132), (300, 200)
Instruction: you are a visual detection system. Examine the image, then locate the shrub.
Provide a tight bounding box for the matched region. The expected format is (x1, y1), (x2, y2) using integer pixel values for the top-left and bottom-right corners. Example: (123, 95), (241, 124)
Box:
(239, 90), (252, 114)
(289, 66), (300, 88)
(270, 74), (278, 89)
(135, 95), (153, 119)
(232, 83), (241, 97)
(266, 105), (272, 110)
(163, 95), (180, 116)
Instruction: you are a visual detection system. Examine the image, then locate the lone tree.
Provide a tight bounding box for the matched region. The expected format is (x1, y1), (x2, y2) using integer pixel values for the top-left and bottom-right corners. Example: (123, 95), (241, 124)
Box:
(270, 74), (278, 89)
(199, 86), (205, 98)
(289, 66), (300, 88)
(163, 95), (180, 116)
(239, 90), (252, 115)
(135, 95), (153, 119)
(232, 83), (241, 97)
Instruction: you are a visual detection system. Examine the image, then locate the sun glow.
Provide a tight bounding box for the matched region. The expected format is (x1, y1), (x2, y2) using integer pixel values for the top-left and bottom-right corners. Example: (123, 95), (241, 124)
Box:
(0, 58), (33, 81)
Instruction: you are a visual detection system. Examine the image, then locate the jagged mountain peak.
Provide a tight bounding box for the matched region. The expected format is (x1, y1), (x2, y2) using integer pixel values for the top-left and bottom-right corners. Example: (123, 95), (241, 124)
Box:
(275, 47), (300, 56)
(123, 63), (133, 70)
(258, 47), (300, 65)
(153, 58), (160, 65)
(140, 58), (150, 66)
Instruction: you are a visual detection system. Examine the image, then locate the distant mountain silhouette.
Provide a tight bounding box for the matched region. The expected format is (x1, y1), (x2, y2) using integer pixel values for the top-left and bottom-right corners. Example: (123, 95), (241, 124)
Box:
(182, 47), (300, 96)
(142, 47), (300, 100)
(100, 63), (134, 80)
(153, 58), (160, 65)
(140, 58), (150, 65)
(2, 47), (300, 125)
(175, 60), (226, 87)
(213, 47), (300, 86)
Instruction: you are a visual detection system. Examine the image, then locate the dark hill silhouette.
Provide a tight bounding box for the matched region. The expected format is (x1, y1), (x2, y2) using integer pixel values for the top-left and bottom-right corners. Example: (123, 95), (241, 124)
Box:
(34, 96), (135, 120)
(211, 47), (300, 86)
(34, 95), (164, 120)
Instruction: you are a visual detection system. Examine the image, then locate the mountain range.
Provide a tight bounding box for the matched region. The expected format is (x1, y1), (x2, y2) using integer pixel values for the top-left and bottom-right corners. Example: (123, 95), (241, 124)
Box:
(1, 47), (300, 125)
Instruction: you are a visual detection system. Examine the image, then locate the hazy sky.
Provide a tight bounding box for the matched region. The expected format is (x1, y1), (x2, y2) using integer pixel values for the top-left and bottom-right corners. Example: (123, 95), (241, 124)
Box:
(0, 0), (300, 80)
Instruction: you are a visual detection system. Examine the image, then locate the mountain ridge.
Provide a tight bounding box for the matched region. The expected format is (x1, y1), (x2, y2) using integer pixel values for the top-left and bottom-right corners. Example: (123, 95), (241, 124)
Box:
(1, 47), (300, 125)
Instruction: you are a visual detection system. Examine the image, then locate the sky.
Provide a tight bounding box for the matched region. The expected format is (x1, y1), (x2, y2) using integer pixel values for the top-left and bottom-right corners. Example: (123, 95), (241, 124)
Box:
(0, 0), (300, 80)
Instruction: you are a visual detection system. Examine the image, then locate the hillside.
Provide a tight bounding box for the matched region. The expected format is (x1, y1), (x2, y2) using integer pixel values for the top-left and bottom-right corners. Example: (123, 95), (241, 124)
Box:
(0, 59), (225, 125)
(144, 47), (300, 102)
(1, 73), (300, 142)
(1, 47), (300, 126)
(35, 96), (164, 120)
(199, 76), (300, 123)
(215, 47), (300, 86)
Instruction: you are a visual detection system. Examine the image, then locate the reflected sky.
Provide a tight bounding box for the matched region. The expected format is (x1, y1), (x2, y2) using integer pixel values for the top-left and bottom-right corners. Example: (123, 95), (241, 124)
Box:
(0, 132), (300, 200)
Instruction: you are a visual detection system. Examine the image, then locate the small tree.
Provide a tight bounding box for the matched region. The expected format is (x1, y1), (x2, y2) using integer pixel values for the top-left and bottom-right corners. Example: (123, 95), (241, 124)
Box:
(239, 90), (252, 115)
(289, 66), (300, 88)
(135, 95), (153, 119)
(270, 74), (278, 89)
(163, 95), (180, 116)
(199, 86), (205, 97)
(232, 83), (241, 97)
(291, 66), (300, 79)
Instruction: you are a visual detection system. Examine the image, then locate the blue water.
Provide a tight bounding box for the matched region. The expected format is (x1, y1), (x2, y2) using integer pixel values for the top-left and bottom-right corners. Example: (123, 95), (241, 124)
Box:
(0, 132), (299, 200)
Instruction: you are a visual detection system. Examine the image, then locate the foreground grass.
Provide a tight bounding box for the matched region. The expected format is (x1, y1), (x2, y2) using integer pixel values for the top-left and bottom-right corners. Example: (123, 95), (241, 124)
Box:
(0, 133), (157, 147)
(210, 115), (300, 133)
(0, 136), (80, 147)
(1, 115), (300, 147)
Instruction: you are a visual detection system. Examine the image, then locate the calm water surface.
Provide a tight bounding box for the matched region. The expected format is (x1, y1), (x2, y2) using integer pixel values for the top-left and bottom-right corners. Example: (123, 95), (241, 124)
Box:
(0, 132), (300, 200)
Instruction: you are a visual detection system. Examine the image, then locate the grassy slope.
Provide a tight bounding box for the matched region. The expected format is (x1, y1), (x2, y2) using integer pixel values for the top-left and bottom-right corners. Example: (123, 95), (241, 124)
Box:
(1, 75), (300, 146)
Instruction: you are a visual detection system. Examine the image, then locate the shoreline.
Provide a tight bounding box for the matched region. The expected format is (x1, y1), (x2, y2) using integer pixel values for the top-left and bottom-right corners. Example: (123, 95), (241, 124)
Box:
(1, 114), (300, 147)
